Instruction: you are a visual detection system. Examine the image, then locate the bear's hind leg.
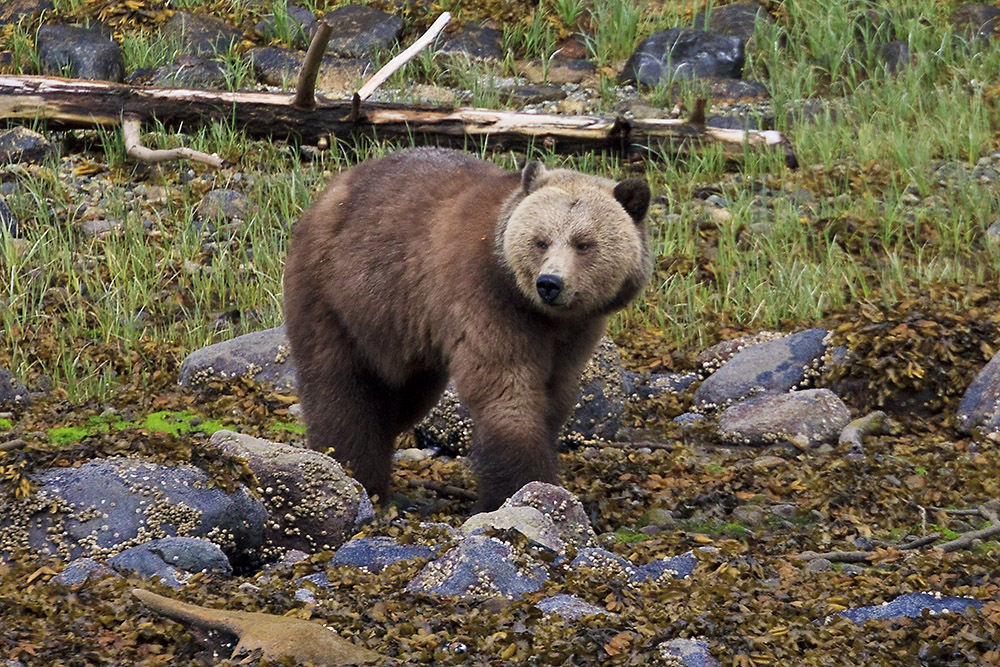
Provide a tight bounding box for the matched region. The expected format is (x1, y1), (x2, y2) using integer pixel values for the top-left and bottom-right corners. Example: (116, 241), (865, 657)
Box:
(287, 311), (399, 503)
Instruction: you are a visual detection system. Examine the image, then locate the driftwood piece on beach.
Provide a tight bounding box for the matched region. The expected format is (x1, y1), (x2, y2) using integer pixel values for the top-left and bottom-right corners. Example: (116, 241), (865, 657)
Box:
(0, 74), (797, 166)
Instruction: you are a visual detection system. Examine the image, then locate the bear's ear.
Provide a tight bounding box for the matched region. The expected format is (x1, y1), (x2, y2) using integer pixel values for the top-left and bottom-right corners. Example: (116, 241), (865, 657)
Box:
(521, 161), (548, 194)
(613, 178), (650, 223)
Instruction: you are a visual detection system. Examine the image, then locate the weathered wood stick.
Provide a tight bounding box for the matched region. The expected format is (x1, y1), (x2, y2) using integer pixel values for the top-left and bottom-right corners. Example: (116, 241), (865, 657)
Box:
(0, 75), (798, 166)
(356, 12), (451, 102)
(123, 115), (224, 167)
(293, 19), (334, 109)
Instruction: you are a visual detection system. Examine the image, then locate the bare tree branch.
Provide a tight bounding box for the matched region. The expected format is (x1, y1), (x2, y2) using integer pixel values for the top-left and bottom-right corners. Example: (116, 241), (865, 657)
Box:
(123, 116), (224, 167)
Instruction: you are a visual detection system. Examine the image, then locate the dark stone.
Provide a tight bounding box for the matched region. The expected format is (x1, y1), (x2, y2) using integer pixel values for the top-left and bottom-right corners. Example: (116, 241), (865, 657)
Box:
(692, 2), (775, 47)
(0, 127), (54, 166)
(535, 593), (611, 620)
(0, 457), (267, 569)
(178, 326), (297, 392)
(624, 371), (698, 401)
(194, 188), (252, 231)
(406, 535), (547, 598)
(639, 551), (698, 581)
(130, 55), (228, 88)
(0, 366), (29, 407)
(518, 58), (596, 85)
(571, 547), (641, 580)
(254, 4), (316, 47)
(50, 558), (118, 586)
(0, 198), (18, 237)
(108, 537), (232, 587)
(717, 388), (851, 447)
(331, 536), (436, 573)
(619, 27), (744, 86)
(162, 12), (243, 57)
(248, 47), (370, 94)
(836, 592), (986, 624)
(657, 638), (720, 667)
(0, 0), (54, 27)
(877, 41), (911, 74)
(36, 24), (124, 82)
(957, 351), (1000, 435)
(693, 328), (829, 410)
(436, 22), (503, 60)
(702, 77), (770, 102)
(501, 83), (567, 105)
(951, 3), (1000, 41)
(322, 4), (404, 58)
(853, 8), (897, 43)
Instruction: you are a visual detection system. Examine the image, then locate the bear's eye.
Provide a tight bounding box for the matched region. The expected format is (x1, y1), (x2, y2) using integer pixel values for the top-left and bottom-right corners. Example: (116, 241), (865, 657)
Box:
(575, 240), (592, 252)
(535, 239), (549, 250)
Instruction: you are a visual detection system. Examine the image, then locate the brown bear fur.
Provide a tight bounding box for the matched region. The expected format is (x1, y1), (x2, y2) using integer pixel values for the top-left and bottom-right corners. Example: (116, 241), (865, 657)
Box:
(283, 147), (651, 511)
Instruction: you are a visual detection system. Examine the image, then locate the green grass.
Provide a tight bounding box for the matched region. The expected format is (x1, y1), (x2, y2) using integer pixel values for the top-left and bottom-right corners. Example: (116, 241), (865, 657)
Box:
(3, 0), (1000, 399)
(45, 411), (225, 445)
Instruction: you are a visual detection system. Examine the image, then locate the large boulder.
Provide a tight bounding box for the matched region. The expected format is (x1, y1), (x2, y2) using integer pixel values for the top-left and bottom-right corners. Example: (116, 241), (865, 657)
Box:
(179, 326), (297, 392)
(0, 457), (267, 569)
(209, 430), (372, 557)
(36, 24), (124, 81)
(957, 351), (1000, 435)
(620, 27), (744, 86)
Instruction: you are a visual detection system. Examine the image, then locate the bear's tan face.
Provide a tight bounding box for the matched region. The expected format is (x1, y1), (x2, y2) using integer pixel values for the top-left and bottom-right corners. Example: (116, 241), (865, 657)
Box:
(500, 166), (649, 316)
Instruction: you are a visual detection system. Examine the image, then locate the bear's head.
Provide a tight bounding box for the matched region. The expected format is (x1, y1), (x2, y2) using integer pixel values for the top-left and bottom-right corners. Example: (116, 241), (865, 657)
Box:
(498, 162), (652, 316)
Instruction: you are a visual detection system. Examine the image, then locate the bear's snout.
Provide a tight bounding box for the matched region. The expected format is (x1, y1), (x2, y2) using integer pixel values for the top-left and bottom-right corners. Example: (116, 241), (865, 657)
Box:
(536, 274), (564, 304)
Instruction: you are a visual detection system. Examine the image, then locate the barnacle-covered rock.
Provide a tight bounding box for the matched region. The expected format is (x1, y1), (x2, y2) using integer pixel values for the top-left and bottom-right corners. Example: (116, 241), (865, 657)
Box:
(405, 535), (547, 599)
(209, 430), (372, 559)
(50, 557), (119, 587)
(461, 505), (565, 552)
(0, 365), (29, 407)
(535, 593), (613, 621)
(330, 536), (437, 574)
(179, 326), (297, 392)
(571, 547), (697, 584)
(693, 328), (829, 411)
(956, 350), (1000, 435)
(833, 592), (987, 624)
(717, 388), (851, 447)
(501, 482), (597, 550)
(416, 337), (627, 453)
(108, 536), (232, 587)
(0, 457), (266, 569)
(657, 637), (721, 667)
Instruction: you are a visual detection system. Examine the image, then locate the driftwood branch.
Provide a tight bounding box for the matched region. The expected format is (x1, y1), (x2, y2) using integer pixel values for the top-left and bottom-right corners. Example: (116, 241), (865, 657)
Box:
(0, 75), (797, 166)
(293, 20), (334, 109)
(407, 479), (477, 501)
(356, 12), (451, 102)
(123, 115), (224, 167)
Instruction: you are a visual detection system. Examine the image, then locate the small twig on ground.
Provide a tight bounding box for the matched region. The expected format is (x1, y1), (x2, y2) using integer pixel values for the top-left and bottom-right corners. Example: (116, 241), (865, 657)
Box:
(590, 439), (675, 451)
(355, 12), (451, 103)
(898, 533), (942, 550)
(795, 550), (874, 563)
(407, 478), (477, 501)
(293, 19), (333, 109)
(938, 506), (1000, 553)
(123, 116), (223, 167)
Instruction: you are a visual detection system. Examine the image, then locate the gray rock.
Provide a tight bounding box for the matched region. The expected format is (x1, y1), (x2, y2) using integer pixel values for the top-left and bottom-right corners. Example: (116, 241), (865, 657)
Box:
(417, 337), (627, 452)
(178, 325), (297, 392)
(697, 331), (784, 376)
(331, 536), (436, 573)
(0, 457), (266, 568)
(571, 547), (697, 584)
(131, 55), (228, 88)
(502, 482), (597, 550)
(194, 188), (252, 231)
(254, 4), (316, 47)
(620, 27), (744, 87)
(36, 24), (124, 81)
(163, 12), (242, 57)
(835, 592), (986, 624)
(406, 535), (547, 598)
(0, 366), (29, 407)
(957, 351), (1000, 435)
(693, 328), (829, 410)
(0, 127), (55, 166)
(657, 638), (720, 667)
(535, 593), (612, 620)
(80, 218), (122, 239)
(461, 505), (565, 552)
(0, 0), (54, 27)
(717, 388), (851, 447)
(210, 430), (372, 556)
(108, 536), (232, 587)
(436, 22), (503, 60)
(639, 551), (698, 581)
(987, 220), (1000, 245)
(951, 3), (1000, 41)
(692, 2), (774, 47)
(322, 5), (403, 58)
(51, 557), (119, 586)
(518, 58), (596, 85)
(624, 371), (698, 401)
(501, 83), (567, 105)
(247, 47), (370, 94)
(0, 198), (18, 237)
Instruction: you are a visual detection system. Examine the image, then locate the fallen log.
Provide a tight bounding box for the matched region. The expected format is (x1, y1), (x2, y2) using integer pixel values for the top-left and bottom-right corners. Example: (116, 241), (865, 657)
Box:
(0, 74), (797, 167)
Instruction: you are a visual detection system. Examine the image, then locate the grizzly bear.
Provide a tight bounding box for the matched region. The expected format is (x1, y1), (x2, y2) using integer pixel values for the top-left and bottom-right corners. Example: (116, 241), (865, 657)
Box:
(283, 147), (651, 511)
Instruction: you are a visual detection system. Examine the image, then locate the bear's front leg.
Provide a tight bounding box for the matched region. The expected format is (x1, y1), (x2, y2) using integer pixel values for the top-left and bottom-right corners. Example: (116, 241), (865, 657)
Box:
(455, 367), (561, 511)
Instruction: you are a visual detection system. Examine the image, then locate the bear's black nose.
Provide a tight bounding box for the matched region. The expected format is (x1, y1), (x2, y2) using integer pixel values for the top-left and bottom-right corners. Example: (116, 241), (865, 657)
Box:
(536, 274), (563, 304)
